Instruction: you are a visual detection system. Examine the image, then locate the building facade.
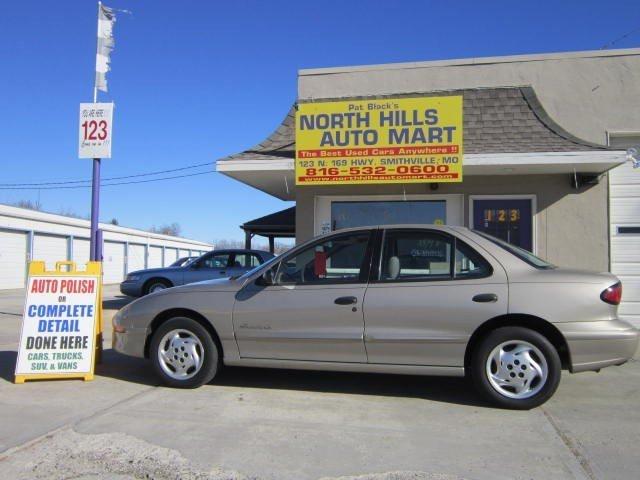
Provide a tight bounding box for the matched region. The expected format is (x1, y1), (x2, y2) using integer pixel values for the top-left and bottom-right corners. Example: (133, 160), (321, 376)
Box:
(218, 49), (640, 325)
(0, 204), (212, 289)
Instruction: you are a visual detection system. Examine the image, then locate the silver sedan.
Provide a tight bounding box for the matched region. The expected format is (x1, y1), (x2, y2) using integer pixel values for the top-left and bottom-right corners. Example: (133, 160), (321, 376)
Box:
(112, 226), (639, 409)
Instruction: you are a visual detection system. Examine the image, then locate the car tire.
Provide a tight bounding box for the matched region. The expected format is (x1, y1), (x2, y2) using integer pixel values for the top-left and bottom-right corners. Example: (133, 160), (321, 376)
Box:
(144, 278), (172, 295)
(149, 317), (219, 388)
(471, 327), (561, 410)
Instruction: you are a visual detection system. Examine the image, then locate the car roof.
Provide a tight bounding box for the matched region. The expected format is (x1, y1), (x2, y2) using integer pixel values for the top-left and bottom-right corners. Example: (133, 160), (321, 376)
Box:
(210, 249), (273, 255)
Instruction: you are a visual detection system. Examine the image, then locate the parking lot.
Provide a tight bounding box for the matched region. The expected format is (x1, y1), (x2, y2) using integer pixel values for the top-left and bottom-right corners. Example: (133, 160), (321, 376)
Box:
(0, 286), (638, 480)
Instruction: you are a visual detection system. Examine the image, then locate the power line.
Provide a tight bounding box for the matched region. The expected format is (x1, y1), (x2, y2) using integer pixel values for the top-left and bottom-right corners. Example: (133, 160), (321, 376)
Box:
(600, 26), (640, 49)
(0, 171), (214, 190)
(0, 161), (215, 187)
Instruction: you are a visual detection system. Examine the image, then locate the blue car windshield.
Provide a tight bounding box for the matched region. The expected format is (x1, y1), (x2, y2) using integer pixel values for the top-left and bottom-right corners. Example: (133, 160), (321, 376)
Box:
(473, 230), (555, 270)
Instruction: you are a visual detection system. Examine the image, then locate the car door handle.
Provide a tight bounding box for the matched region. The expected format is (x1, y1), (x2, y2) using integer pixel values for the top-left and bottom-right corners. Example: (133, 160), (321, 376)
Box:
(473, 293), (498, 303)
(334, 296), (358, 305)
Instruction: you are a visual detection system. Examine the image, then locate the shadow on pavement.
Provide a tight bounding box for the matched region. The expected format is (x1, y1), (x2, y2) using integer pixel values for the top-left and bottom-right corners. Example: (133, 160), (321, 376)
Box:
(4, 346), (487, 407)
(0, 350), (17, 382)
(214, 366), (487, 407)
(103, 295), (134, 311)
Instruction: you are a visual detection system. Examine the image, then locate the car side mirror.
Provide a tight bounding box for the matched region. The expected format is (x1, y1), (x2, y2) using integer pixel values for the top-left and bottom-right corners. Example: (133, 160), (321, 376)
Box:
(257, 268), (275, 286)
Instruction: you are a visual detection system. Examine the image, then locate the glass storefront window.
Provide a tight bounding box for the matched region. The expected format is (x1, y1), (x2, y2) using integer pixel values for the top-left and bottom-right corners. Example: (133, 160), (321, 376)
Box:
(331, 200), (446, 230)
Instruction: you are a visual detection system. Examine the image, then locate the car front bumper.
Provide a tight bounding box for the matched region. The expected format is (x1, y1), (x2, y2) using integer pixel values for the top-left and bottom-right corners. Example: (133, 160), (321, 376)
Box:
(557, 319), (639, 373)
(120, 280), (143, 297)
(113, 327), (148, 358)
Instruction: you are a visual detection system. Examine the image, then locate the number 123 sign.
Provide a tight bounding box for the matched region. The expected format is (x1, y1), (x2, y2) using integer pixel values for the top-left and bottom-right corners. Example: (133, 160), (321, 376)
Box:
(78, 102), (113, 159)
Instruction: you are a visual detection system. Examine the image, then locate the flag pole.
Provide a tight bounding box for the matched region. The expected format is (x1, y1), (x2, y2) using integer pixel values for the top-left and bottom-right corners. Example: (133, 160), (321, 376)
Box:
(90, 1), (102, 262)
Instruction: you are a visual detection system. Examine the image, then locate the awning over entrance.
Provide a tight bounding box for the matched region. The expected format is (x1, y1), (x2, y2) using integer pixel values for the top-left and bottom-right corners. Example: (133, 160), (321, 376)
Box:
(216, 87), (625, 200)
(241, 206), (295, 253)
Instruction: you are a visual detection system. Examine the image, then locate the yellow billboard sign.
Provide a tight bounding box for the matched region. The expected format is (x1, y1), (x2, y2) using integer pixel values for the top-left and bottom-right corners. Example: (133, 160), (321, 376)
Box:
(295, 96), (463, 185)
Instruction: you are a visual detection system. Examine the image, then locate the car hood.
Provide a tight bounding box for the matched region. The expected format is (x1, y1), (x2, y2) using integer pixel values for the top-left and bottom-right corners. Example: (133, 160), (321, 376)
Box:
(159, 276), (244, 294)
(127, 266), (184, 277)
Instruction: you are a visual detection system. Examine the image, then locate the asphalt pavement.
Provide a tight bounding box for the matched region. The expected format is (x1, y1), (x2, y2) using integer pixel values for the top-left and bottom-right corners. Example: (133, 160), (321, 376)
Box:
(0, 285), (638, 480)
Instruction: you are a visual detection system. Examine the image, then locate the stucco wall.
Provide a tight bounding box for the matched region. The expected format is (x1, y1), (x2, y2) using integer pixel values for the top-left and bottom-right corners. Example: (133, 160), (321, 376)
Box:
(295, 174), (609, 271)
(298, 50), (640, 145)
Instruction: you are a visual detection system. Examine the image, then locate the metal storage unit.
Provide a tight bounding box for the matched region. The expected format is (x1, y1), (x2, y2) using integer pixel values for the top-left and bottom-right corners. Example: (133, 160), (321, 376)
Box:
(178, 248), (190, 259)
(103, 241), (125, 284)
(128, 244), (146, 273)
(73, 238), (91, 266)
(164, 248), (178, 266)
(0, 229), (28, 289)
(33, 234), (68, 270)
(609, 161), (640, 326)
(148, 245), (163, 268)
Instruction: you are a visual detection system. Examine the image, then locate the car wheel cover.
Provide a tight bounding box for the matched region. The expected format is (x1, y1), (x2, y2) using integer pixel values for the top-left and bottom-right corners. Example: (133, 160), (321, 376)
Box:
(157, 329), (204, 380)
(485, 340), (548, 400)
(149, 283), (167, 293)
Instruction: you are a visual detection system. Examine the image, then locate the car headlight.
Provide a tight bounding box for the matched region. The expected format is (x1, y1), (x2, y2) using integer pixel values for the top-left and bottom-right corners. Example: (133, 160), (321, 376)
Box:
(126, 275), (141, 281)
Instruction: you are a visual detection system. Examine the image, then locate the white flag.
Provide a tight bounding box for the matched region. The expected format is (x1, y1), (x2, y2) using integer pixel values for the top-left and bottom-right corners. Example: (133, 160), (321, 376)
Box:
(95, 4), (115, 93)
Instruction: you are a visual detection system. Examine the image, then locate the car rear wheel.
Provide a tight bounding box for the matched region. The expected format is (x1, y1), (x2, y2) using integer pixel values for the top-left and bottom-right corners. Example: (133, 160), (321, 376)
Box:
(471, 327), (561, 409)
(144, 279), (171, 295)
(150, 317), (219, 388)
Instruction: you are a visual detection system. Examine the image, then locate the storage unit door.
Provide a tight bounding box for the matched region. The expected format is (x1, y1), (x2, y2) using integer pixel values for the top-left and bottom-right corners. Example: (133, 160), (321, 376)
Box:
(164, 248), (178, 266)
(103, 241), (125, 284)
(128, 244), (146, 273)
(610, 162), (640, 327)
(178, 248), (190, 258)
(0, 229), (28, 289)
(33, 234), (68, 270)
(148, 246), (163, 268)
(73, 238), (91, 266)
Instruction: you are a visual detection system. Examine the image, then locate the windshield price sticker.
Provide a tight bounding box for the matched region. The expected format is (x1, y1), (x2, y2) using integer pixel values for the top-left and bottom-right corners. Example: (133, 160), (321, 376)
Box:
(78, 102), (113, 158)
(15, 275), (99, 378)
(295, 96), (463, 185)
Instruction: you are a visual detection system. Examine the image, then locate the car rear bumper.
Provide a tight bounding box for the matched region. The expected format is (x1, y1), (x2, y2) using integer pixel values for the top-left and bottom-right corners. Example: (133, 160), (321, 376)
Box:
(113, 327), (148, 358)
(556, 319), (639, 373)
(120, 280), (143, 297)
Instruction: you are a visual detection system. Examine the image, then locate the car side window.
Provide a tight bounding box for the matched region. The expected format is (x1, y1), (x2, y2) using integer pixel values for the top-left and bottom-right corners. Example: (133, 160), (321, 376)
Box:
(381, 230), (452, 281)
(276, 232), (371, 285)
(199, 253), (230, 269)
(455, 241), (492, 278)
(234, 253), (262, 268)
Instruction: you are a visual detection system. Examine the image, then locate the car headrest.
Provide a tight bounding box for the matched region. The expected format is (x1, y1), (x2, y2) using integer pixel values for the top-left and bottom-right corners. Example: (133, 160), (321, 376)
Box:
(387, 256), (401, 280)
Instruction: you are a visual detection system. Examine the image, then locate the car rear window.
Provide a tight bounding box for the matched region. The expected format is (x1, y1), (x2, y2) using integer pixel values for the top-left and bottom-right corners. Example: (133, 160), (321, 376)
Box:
(473, 230), (555, 270)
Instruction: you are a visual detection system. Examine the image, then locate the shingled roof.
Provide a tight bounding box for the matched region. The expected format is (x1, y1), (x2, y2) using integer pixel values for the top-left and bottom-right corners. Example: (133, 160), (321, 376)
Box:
(218, 86), (609, 164)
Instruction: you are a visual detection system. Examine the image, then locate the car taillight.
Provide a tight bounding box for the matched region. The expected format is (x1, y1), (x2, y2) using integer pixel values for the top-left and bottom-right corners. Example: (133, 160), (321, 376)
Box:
(601, 282), (622, 305)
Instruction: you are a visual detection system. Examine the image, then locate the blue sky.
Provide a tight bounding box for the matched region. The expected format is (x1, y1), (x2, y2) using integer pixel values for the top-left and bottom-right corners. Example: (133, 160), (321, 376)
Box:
(0, 0), (638, 243)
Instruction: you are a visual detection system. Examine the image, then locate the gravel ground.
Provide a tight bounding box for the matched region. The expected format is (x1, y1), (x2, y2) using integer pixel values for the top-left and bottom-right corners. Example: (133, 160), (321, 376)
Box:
(0, 429), (464, 480)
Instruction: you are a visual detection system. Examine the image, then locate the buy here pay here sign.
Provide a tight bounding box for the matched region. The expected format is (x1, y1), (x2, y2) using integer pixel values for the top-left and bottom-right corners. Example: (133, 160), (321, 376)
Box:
(295, 96), (463, 185)
(15, 274), (99, 380)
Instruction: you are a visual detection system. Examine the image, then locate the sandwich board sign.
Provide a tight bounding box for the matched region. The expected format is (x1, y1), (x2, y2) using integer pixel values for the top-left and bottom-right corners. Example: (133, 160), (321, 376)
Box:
(14, 261), (103, 383)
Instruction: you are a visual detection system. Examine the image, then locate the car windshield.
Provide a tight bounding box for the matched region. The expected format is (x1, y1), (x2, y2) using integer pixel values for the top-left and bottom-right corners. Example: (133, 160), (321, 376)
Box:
(473, 230), (555, 269)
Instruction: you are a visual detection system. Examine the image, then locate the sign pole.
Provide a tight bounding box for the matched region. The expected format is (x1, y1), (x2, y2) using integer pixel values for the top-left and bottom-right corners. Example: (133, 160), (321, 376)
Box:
(90, 3), (102, 262)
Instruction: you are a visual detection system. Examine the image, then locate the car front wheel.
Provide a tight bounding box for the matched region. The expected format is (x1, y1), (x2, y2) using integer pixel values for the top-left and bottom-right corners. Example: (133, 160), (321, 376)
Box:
(149, 317), (219, 388)
(471, 326), (561, 409)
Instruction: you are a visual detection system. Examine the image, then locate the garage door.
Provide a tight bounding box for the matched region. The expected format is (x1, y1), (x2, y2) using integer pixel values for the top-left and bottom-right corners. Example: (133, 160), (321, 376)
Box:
(73, 238), (91, 266)
(164, 248), (178, 266)
(33, 234), (68, 270)
(148, 246), (163, 268)
(609, 161), (640, 327)
(0, 229), (28, 289)
(128, 244), (146, 273)
(178, 249), (190, 259)
(103, 241), (125, 284)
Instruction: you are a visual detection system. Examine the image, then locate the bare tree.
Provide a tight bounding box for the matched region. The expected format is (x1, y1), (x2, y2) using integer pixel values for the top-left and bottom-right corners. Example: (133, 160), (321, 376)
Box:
(212, 238), (294, 255)
(11, 199), (42, 211)
(110, 218), (119, 225)
(149, 222), (181, 236)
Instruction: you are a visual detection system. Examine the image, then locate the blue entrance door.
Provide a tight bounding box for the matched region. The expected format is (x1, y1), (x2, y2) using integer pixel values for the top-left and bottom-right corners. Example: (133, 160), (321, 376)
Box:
(473, 199), (533, 252)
